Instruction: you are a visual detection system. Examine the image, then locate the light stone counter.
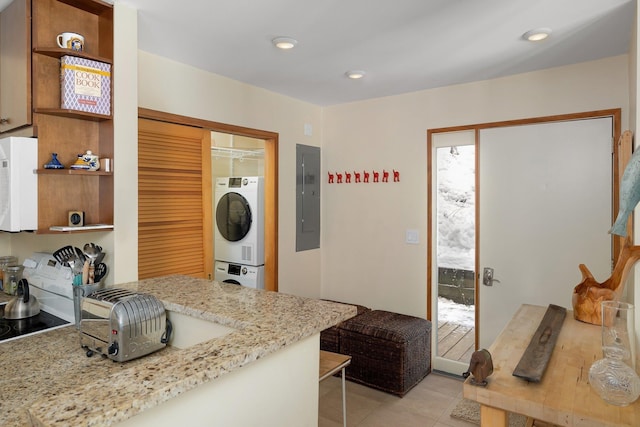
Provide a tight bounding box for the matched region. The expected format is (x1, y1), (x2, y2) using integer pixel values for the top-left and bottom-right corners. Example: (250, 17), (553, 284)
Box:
(0, 275), (356, 427)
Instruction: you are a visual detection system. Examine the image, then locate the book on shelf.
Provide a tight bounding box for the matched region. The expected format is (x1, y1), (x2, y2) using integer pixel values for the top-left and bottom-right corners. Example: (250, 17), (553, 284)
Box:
(60, 55), (111, 115)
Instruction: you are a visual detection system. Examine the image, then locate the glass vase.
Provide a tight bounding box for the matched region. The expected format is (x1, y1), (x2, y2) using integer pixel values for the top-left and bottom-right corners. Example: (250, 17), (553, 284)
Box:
(589, 301), (640, 406)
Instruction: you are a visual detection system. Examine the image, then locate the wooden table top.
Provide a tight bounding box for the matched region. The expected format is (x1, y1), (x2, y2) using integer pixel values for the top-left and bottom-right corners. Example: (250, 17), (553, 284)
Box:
(463, 304), (640, 426)
(319, 350), (351, 381)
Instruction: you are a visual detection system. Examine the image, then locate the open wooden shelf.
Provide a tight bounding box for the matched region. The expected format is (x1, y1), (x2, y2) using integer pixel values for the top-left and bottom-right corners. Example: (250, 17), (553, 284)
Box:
(48, 223), (113, 232)
(35, 168), (112, 176)
(30, 0), (114, 233)
(34, 108), (111, 121)
(33, 47), (112, 64)
(58, 0), (112, 15)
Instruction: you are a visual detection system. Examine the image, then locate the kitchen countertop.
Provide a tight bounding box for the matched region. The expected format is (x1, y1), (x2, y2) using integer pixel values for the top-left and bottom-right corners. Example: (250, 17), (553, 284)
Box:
(0, 275), (357, 427)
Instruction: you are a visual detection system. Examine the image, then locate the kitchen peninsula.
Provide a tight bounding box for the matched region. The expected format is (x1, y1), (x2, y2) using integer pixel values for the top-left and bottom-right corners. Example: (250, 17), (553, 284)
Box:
(0, 275), (356, 426)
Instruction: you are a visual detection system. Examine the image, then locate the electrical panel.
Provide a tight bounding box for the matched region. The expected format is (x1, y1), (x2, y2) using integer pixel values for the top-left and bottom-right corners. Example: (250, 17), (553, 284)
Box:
(296, 144), (320, 251)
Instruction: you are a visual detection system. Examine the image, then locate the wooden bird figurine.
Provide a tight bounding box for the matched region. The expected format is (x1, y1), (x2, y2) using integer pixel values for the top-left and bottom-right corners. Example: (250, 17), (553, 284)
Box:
(463, 349), (493, 386)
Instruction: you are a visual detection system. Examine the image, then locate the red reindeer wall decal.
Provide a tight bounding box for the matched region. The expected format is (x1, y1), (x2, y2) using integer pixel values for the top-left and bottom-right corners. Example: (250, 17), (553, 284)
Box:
(328, 169), (399, 184)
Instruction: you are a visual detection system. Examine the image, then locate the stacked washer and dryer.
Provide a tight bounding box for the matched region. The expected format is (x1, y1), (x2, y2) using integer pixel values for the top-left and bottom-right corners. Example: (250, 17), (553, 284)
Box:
(214, 176), (265, 289)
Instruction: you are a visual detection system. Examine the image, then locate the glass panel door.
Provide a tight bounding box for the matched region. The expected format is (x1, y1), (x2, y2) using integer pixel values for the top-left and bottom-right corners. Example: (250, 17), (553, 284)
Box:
(431, 131), (475, 375)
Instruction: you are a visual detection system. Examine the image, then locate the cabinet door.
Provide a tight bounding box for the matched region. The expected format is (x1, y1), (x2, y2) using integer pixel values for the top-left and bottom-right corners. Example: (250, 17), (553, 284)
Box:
(0, 0), (31, 133)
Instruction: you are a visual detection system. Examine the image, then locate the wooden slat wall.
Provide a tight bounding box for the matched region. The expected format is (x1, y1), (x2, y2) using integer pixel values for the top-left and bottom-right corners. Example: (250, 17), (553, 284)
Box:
(138, 119), (212, 279)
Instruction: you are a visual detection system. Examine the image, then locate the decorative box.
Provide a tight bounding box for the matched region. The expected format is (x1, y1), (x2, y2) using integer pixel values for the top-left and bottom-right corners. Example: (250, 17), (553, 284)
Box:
(60, 55), (111, 116)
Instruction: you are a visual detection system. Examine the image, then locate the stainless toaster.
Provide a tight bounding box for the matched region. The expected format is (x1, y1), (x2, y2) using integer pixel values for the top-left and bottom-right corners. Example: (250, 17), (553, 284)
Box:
(80, 288), (172, 362)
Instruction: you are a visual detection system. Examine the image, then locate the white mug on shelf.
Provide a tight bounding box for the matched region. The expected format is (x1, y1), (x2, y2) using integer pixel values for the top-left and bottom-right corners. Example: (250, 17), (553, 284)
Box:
(56, 32), (84, 51)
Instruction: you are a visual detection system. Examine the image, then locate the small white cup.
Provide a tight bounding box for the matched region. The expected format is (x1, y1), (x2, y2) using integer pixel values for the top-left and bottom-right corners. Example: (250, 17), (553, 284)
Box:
(56, 32), (84, 51)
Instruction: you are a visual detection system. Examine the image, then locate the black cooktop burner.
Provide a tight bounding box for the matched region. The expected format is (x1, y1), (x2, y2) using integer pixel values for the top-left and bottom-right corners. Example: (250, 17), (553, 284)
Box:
(0, 304), (70, 342)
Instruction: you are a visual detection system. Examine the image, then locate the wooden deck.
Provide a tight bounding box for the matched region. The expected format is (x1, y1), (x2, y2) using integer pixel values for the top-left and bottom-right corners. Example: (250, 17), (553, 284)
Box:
(437, 320), (475, 363)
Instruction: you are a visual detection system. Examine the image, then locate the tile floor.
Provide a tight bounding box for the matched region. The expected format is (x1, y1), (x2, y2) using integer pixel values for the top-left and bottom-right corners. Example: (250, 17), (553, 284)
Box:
(318, 371), (475, 427)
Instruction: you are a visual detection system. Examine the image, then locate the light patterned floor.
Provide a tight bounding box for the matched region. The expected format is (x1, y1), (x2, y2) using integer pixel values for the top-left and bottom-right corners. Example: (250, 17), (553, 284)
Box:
(319, 372), (476, 427)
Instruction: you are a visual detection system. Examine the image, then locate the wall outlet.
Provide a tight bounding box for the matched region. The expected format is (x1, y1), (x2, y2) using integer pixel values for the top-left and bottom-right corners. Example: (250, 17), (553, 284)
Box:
(405, 229), (419, 244)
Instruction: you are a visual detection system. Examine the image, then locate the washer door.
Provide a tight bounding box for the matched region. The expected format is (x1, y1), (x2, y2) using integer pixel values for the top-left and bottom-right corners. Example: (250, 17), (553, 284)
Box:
(216, 192), (253, 242)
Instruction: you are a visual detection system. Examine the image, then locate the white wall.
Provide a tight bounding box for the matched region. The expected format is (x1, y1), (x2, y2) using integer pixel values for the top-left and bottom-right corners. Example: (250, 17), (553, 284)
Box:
(112, 2), (138, 285)
(322, 55), (630, 318)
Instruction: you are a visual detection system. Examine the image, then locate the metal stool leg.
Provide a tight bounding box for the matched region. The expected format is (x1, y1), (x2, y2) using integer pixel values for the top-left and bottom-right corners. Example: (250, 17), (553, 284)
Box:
(319, 351), (350, 427)
(341, 366), (347, 427)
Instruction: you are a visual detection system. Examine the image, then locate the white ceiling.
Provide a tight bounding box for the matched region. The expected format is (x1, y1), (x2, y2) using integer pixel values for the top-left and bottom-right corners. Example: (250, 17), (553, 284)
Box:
(2, 0), (636, 106)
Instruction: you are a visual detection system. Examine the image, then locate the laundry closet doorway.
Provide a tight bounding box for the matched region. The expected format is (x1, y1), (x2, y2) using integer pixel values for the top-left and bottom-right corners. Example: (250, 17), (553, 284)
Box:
(211, 132), (266, 288)
(428, 109), (623, 375)
(137, 109), (279, 291)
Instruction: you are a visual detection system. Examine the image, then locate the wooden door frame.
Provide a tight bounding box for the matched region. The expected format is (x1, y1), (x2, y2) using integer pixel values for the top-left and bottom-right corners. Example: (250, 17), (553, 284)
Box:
(138, 108), (279, 292)
(427, 108), (623, 348)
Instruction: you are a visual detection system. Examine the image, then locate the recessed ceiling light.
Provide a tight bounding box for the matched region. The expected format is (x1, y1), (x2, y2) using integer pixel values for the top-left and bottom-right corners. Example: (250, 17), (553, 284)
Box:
(272, 37), (298, 50)
(346, 70), (366, 79)
(522, 28), (552, 42)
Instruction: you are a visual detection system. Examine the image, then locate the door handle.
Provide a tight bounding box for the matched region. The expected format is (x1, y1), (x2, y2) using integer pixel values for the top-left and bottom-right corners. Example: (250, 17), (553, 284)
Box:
(483, 267), (495, 286)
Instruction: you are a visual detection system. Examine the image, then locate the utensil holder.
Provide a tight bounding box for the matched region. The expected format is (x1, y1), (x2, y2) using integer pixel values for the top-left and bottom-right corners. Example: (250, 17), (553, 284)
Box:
(0, 256), (18, 292)
(3, 265), (24, 295)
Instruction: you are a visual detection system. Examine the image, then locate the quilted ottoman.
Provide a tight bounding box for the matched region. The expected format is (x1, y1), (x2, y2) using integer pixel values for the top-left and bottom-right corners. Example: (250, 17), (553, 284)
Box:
(338, 310), (431, 396)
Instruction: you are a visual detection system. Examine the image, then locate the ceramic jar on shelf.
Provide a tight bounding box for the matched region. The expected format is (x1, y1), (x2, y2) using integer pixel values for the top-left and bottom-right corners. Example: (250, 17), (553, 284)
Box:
(71, 150), (101, 171)
(82, 150), (100, 171)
